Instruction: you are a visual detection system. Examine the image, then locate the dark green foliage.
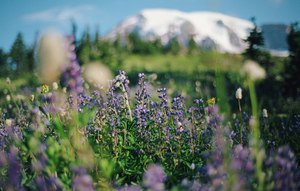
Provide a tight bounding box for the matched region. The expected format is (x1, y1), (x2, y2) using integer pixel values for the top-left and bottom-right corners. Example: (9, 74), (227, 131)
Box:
(164, 37), (181, 55)
(243, 18), (274, 73)
(243, 18), (264, 60)
(77, 28), (92, 64)
(126, 32), (163, 55)
(26, 46), (35, 73)
(284, 23), (300, 98)
(9, 32), (28, 75)
(187, 37), (198, 55)
(0, 49), (8, 75)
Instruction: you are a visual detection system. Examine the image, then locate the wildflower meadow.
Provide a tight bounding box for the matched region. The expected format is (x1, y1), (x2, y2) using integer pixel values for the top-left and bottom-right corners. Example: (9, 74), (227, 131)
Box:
(0, 33), (299, 191)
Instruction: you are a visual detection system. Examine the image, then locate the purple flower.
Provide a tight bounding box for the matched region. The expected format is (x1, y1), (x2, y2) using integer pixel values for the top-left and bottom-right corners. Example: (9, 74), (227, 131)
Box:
(60, 36), (84, 95)
(143, 164), (166, 191)
(118, 185), (142, 191)
(35, 175), (62, 191)
(231, 144), (254, 190)
(272, 146), (300, 191)
(171, 95), (185, 124)
(135, 73), (150, 130)
(72, 167), (94, 191)
(181, 179), (209, 191)
(157, 88), (169, 112)
(0, 147), (23, 190)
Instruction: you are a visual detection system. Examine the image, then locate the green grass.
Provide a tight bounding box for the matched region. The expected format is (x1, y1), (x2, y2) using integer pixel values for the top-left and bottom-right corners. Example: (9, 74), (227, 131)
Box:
(121, 52), (244, 74)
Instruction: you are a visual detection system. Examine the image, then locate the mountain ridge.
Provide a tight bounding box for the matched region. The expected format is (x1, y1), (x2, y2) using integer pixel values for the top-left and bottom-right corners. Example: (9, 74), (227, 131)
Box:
(106, 8), (288, 55)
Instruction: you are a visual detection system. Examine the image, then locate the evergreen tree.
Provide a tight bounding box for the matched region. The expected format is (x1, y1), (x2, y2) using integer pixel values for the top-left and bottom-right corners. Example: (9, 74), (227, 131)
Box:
(127, 32), (145, 54)
(284, 22), (300, 97)
(94, 25), (100, 45)
(243, 17), (264, 60)
(243, 17), (273, 72)
(9, 32), (27, 75)
(113, 35), (124, 53)
(0, 49), (8, 75)
(26, 46), (35, 73)
(71, 19), (78, 47)
(151, 38), (163, 54)
(77, 28), (92, 64)
(165, 37), (181, 55)
(187, 37), (198, 55)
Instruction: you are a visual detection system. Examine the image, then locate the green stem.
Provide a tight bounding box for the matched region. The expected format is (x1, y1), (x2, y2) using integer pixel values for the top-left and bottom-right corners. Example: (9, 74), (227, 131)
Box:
(121, 84), (133, 121)
(248, 79), (264, 191)
(237, 99), (243, 144)
(238, 99), (242, 113)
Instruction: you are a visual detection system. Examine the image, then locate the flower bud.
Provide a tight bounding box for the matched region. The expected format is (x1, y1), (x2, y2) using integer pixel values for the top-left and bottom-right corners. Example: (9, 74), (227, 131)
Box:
(262, 108), (268, 118)
(235, 88), (242, 100)
(5, 119), (12, 127)
(30, 94), (35, 102)
(6, 77), (11, 84)
(52, 82), (58, 90)
(6, 95), (11, 102)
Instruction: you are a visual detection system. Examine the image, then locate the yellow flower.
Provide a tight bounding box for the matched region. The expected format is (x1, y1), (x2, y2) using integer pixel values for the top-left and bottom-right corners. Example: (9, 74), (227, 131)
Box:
(207, 97), (216, 105)
(41, 85), (49, 94)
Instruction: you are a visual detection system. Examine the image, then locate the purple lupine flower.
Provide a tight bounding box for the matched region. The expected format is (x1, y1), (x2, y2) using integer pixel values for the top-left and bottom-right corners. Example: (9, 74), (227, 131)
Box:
(231, 144), (254, 190)
(157, 88), (171, 140)
(0, 123), (8, 150)
(5, 147), (22, 191)
(206, 106), (222, 130)
(171, 95), (186, 133)
(106, 84), (121, 129)
(143, 164), (167, 191)
(109, 70), (132, 120)
(134, 104), (149, 130)
(135, 73), (150, 103)
(77, 93), (93, 111)
(157, 88), (169, 114)
(91, 90), (104, 107)
(114, 70), (130, 93)
(5, 118), (23, 143)
(205, 105), (231, 191)
(35, 175), (62, 191)
(32, 144), (48, 172)
(181, 179), (209, 191)
(60, 35), (84, 95)
(118, 185), (142, 191)
(72, 167), (94, 191)
(135, 73), (150, 131)
(188, 103), (203, 121)
(272, 146), (300, 191)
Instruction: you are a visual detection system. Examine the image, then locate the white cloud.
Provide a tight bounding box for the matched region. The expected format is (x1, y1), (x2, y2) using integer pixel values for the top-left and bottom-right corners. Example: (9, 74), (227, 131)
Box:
(22, 5), (95, 23)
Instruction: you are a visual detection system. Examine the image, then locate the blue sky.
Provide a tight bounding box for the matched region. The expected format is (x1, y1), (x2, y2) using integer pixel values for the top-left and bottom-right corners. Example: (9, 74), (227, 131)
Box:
(0, 0), (299, 51)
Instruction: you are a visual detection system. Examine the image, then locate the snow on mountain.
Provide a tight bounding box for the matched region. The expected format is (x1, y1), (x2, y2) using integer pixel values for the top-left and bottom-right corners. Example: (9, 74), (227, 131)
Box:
(106, 9), (254, 53)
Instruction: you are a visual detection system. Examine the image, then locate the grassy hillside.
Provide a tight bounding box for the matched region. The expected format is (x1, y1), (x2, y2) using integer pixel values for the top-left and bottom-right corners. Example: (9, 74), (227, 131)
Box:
(121, 52), (244, 74)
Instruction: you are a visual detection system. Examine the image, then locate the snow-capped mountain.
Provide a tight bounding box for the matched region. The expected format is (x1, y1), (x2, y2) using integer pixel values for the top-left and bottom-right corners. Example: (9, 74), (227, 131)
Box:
(106, 9), (254, 53)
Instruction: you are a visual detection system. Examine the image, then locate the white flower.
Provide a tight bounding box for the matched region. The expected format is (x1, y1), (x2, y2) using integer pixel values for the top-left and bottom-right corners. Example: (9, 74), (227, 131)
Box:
(6, 95), (11, 102)
(52, 82), (58, 90)
(235, 88), (242, 100)
(241, 60), (266, 81)
(5, 119), (12, 127)
(262, 108), (268, 118)
(83, 62), (113, 90)
(62, 87), (67, 93)
(30, 94), (35, 102)
(6, 77), (11, 84)
(37, 31), (68, 84)
(190, 163), (195, 170)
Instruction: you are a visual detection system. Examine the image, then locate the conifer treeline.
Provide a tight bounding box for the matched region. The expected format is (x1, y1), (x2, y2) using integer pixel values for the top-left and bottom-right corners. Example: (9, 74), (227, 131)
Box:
(0, 28), (202, 77)
(1, 22), (300, 99)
